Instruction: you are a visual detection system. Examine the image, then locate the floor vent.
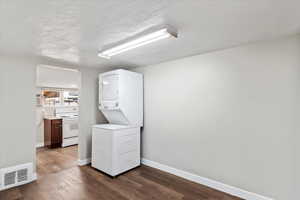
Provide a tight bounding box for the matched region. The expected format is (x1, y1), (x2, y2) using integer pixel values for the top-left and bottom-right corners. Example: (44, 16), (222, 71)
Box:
(0, 163), (33, 191)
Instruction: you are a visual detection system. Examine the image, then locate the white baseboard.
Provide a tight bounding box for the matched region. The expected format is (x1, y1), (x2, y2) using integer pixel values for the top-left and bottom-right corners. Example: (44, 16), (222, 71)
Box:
(141, 158), (274, 200)
(36, 142), (44, 148)
(78, 158), (91, 166)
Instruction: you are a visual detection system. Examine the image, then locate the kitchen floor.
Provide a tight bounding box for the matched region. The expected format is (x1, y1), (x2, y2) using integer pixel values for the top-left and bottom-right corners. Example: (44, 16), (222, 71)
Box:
(0, 146), (243, 200)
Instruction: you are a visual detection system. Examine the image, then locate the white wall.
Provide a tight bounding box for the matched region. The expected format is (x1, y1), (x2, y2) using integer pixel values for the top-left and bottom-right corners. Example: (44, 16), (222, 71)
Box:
(36, 107), (44, 145)
(294, 93), (300, 198)
(0, 57), (36, 171)
(78, 68), (107, 161)
(35, 87), (44, 146)
(134, 35), (300, 200)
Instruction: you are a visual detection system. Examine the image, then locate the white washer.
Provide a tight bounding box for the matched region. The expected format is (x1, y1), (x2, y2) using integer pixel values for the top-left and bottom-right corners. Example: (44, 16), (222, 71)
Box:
(92, 124), (140, 177)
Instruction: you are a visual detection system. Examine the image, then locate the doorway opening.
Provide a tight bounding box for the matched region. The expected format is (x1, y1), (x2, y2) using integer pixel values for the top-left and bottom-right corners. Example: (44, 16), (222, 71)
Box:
(35, 65), (81, 177)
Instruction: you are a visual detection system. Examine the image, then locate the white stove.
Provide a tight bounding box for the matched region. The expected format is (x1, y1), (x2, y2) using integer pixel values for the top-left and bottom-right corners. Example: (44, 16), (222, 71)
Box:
(55, 106), (79, 147)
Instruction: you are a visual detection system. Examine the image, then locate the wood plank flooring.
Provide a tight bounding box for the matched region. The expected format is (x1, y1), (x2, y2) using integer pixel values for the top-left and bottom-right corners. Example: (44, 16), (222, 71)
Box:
(0, 146), (243, 200)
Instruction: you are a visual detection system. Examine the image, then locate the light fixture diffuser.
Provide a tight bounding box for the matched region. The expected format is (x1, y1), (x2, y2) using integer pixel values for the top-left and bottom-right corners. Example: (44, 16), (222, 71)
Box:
(98, 27), (177, 59)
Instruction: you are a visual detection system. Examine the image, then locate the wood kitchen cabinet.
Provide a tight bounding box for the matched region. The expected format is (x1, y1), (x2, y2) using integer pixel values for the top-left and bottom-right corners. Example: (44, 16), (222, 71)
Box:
(44, 118), (62, 148)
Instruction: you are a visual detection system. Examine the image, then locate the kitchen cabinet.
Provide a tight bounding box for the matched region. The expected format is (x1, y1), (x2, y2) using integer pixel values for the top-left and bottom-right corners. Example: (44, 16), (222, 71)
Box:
(44, 118), (62, 148)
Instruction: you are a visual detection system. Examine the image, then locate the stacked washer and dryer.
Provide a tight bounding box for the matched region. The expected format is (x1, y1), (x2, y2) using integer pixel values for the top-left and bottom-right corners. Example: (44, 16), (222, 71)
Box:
(92, 69), (143, 177)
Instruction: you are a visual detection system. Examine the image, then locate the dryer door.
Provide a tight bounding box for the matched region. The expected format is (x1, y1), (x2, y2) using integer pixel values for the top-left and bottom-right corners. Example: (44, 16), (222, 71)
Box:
(102, 74), (119, 101)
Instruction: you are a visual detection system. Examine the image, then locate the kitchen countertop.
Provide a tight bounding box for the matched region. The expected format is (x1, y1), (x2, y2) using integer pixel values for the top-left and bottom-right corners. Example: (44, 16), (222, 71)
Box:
(44, 116), (62, 120)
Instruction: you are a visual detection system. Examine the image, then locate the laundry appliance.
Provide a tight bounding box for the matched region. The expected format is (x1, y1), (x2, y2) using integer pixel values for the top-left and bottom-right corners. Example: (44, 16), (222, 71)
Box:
(92, 69), (143, 177)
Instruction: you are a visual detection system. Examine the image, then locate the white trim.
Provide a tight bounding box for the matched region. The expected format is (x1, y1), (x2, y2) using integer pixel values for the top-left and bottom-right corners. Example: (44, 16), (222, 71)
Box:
(141, 158), (274, 200)
(36, 142), (44, 148)
(32, 173), (37, 181)
(78, 158), (91, 166)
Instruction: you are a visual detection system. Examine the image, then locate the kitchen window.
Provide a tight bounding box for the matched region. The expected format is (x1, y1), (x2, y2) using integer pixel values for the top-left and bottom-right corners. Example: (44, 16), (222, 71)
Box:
(38, 89), (79, 106)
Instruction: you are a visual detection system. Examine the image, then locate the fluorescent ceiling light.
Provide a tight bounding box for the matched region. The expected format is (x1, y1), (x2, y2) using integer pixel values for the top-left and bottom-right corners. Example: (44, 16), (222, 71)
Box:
(98, 27), (177, 59)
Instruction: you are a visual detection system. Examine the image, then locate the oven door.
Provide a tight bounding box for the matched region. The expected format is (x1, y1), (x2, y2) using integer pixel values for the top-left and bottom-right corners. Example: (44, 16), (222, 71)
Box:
(63, 117), (79, 139)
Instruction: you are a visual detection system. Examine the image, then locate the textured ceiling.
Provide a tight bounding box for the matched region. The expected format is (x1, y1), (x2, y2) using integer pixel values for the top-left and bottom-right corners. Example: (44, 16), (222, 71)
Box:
(0, 0), (300, 69)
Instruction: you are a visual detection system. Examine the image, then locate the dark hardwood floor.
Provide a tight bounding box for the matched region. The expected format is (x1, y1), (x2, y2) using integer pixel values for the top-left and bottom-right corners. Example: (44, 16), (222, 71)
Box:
(0, 146), (243, 200)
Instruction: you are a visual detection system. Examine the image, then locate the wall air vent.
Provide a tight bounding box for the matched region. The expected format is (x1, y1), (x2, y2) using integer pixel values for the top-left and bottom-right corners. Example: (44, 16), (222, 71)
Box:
(4, 171), (16, 186)
(0, 163), (34, 191)
(17, 169), (28, 183)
